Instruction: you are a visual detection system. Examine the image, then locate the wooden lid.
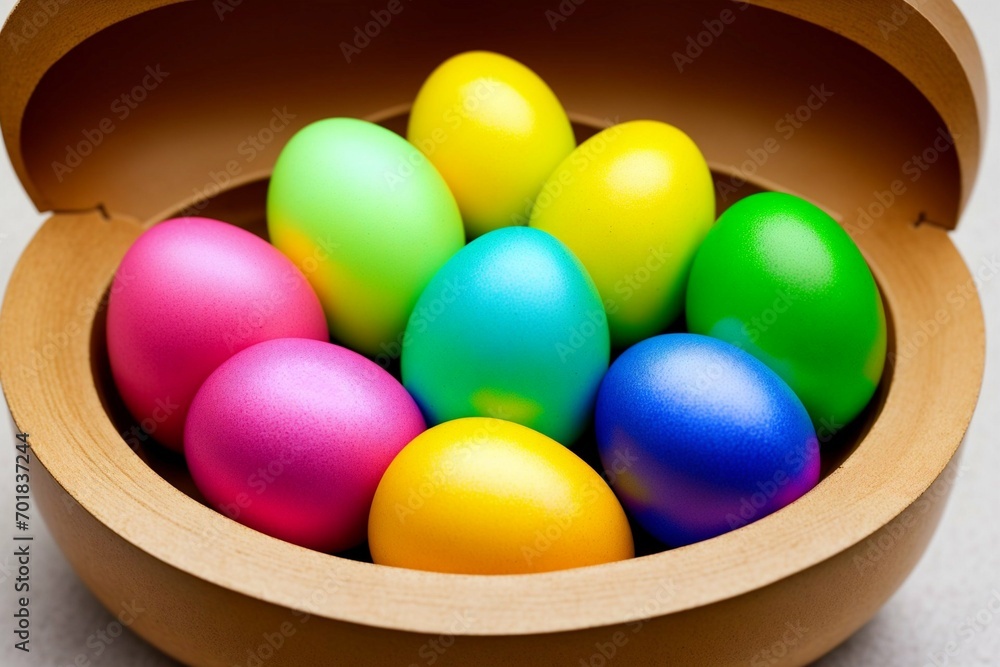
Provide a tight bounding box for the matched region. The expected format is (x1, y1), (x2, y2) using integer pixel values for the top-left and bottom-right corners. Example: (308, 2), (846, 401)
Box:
(0, 0), (986, 229)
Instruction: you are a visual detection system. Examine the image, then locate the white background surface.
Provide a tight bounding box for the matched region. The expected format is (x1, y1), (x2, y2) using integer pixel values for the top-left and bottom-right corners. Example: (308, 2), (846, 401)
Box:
(1, 1), (999, 665)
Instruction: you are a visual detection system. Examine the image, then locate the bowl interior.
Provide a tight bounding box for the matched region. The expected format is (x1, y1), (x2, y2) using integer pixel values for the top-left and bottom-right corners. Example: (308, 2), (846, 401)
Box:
(16, 0), (965, 234)
(86, 114), (894, 565)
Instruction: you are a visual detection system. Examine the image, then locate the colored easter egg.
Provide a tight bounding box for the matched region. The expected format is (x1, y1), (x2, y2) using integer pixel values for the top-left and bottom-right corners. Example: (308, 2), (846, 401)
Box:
(186, 338), (426, 552)
(408, 51), (575, 238)
(106, 217), (327, 452)
(401, 227), (609, 444)
(369, 418), (633, 574)
(685, 192), (887, 428)
(267, 117), (465, 357)
(530, 120), (715, 347)
(596, 334), (820, 547)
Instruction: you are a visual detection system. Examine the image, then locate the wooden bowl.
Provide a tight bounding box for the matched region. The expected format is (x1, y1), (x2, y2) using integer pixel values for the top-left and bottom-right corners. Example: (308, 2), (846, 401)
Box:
(0, 1), (986, 665)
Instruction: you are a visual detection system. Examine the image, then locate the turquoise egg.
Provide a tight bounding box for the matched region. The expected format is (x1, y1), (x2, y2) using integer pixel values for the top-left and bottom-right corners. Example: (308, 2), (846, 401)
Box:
(401, 227), (609, 445)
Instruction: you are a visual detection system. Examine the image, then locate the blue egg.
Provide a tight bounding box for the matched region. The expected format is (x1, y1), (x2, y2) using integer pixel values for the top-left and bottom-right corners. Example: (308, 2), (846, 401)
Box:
(402, 227), (609, 444)
(596, 334), (820, 546)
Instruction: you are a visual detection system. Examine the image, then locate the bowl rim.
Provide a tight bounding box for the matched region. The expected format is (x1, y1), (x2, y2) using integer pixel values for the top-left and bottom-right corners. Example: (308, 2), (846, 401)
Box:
(0, 169), (985, 637)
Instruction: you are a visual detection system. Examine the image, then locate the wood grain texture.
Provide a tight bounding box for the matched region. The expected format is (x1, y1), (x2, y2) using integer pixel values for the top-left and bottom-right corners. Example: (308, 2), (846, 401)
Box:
(0, 0), (179, 209)
(750, 0), (987, 218)
(0, 184), (984, 665)
(0, 0), (988, 664)
(0, 1), (985, 228)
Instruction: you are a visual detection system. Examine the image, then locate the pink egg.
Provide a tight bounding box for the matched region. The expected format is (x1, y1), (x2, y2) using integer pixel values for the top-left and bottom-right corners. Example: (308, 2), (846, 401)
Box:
(106, 217), (328, 451)
(185, 338), (426, 552)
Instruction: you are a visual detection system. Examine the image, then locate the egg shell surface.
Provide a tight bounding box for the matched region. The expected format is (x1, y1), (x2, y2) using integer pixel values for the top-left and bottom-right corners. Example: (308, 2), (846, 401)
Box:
(185, 338), (426, 553)
(106, 217), (328, 451)
(685, 192), (887, 427)
(369, 418), (634, 574)
(529, 120), (715, 347)
(267, 117), (465, 356)
(596, 334), (820, 547)
(401, 226), (609, 445)
(407, 51), (576, 238)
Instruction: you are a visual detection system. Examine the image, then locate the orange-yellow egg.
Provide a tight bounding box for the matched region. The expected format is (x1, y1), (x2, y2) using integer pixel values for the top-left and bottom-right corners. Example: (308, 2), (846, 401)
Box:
(368, 418), (634, 574)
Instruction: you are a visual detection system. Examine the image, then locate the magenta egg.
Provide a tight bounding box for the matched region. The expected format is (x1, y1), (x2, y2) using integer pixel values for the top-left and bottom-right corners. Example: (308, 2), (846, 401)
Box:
(106, 217), (328, 451)
(185, 338), (426, 552)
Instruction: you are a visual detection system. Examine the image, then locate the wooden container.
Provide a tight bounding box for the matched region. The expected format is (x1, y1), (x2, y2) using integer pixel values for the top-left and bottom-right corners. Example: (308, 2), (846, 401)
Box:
(0, 1), (986, 665)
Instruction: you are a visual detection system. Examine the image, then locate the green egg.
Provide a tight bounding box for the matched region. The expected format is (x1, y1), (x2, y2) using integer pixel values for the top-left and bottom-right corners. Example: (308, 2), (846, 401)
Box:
(685, 192), (887, 430)
(267, 118), (465, 357)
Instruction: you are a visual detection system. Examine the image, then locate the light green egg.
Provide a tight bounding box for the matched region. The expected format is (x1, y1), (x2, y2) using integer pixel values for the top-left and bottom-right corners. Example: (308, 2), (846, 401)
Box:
(267, 118), (465, 357)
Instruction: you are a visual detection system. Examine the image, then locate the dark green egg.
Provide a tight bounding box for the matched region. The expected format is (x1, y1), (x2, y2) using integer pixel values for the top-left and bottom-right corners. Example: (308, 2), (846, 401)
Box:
(685, 192), (886, 432)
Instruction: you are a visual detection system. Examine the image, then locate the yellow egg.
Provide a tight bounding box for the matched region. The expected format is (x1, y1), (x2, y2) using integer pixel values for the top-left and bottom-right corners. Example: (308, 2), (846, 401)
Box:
(530, 120), (716, 347)
(407, 51), (576, 238)
(368, 418), (634, 574)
